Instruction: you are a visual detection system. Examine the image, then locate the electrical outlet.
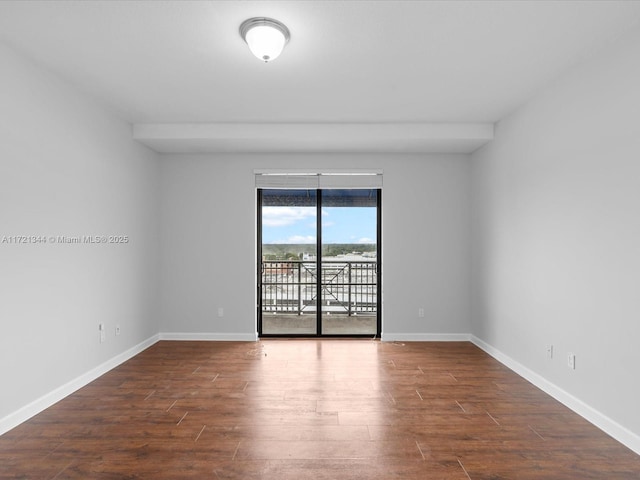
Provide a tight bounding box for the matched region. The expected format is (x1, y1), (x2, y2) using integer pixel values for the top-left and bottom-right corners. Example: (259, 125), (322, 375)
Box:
(567, 353), (576, 370)
(218, 307), (224, 318)
(115, 325), (121, 336)
(99, 323), (106, 343)
(418, 308), (425, 318)
(546, 345), (553, 359)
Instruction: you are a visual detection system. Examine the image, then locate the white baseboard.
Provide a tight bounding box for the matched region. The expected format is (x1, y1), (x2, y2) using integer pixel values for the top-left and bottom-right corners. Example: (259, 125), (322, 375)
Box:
(470, 335), (640, 456)
(382, 333), (471, 342)
(159, 332), (258, 342)
(0, 333), (160, 436)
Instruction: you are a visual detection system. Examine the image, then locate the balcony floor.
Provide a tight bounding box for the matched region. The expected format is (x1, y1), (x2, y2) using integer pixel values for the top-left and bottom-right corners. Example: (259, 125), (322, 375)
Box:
(261, 313), (377, 335)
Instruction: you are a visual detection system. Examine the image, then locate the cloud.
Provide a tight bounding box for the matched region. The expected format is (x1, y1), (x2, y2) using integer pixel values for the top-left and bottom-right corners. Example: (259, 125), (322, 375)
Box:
(357, 237), (375, 244)
(284, 235), (316, 244)
(262, 207), (316, 227)
(268, 235), (316, 245)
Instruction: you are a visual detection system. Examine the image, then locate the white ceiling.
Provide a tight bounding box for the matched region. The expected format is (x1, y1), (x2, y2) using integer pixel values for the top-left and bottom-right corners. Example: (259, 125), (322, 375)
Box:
(1, 0), (639, 153)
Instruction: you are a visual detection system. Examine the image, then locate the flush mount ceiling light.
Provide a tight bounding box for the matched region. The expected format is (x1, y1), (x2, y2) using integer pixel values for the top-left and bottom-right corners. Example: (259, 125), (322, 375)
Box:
(240, 17), (290, 63)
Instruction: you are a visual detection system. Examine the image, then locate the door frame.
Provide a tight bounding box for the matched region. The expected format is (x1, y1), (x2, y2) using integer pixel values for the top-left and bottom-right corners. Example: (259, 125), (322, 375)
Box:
(257, 188), (382, 338)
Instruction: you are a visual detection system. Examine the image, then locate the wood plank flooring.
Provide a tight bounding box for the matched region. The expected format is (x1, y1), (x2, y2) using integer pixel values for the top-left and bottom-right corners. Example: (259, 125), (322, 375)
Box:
(1, 340), (639, 479)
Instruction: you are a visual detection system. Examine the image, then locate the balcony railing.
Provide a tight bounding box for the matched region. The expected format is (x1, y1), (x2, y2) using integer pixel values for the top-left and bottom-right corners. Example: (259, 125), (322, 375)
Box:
(261, 260), (377, 316)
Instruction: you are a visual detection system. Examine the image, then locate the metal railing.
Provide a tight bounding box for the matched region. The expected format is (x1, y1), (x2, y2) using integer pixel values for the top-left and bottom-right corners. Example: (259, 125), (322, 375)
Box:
(261, 260), (377, 316)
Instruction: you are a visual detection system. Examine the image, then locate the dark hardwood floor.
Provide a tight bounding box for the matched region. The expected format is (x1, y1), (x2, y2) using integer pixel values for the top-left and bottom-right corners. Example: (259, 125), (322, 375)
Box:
(1, 340), (639, 479)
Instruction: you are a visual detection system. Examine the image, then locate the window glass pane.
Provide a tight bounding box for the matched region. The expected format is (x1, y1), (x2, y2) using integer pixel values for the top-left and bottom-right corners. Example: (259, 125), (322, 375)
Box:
(261, 189), (317, 335)
(321, 190), (377, 335)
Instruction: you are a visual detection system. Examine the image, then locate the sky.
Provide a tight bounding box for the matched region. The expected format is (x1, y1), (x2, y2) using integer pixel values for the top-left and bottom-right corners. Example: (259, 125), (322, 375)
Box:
(262, 206), (377, 244)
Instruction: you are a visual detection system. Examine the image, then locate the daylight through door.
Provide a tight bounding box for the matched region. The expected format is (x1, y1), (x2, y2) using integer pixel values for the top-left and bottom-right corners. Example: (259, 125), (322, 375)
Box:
(258, 189), (380, 336)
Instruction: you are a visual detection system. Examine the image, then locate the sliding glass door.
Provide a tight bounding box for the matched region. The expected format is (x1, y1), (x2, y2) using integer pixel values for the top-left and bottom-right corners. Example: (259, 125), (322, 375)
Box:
(258, 188), (380, 337)
(319, 189), (379, 335)
(259, 189), (318, 335)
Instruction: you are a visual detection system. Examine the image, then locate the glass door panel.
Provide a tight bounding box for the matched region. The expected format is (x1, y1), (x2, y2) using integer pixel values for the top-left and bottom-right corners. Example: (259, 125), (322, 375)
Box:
(320, 189), (378, 335)
(259, 189), (318, 335)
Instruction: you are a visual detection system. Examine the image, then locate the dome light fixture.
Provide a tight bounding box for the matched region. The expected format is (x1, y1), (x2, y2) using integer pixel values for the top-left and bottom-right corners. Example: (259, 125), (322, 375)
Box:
(240, 17), (290, 63)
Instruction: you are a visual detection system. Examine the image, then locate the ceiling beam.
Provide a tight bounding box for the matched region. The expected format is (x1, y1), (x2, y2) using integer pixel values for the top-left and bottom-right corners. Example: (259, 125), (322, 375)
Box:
(132, 123), (493, 154)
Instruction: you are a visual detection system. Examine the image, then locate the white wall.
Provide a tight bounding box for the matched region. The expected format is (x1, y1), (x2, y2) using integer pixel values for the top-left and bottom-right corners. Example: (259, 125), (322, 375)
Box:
(0, 43), (160, 427)
(471, 28), (640, 444)
(159, 153), (471, 340)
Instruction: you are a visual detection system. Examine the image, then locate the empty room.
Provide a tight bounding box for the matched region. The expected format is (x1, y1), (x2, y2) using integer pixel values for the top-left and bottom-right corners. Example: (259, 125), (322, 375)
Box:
(1, 1), (639, 478)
